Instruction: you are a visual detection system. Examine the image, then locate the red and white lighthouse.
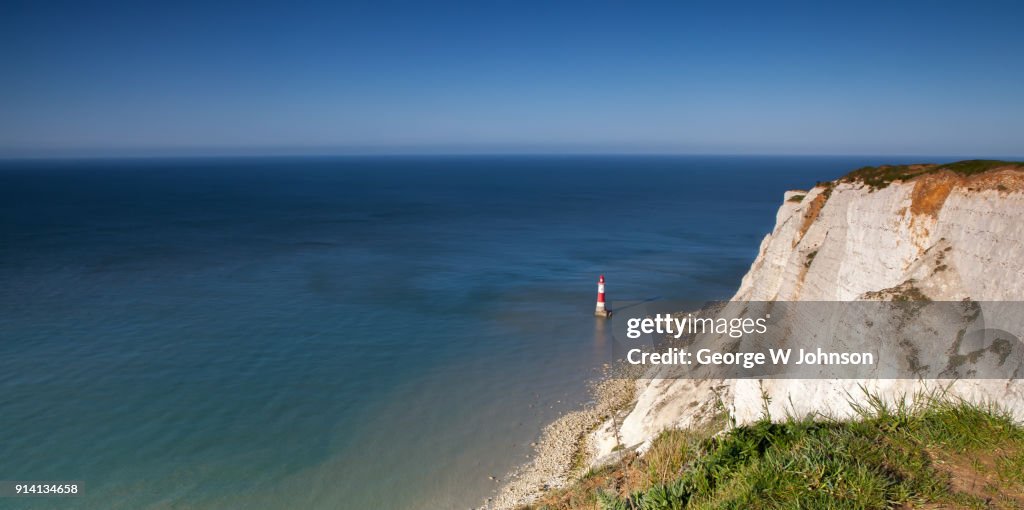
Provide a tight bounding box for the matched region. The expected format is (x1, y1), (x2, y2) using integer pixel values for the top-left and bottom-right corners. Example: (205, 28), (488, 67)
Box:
(594, 275), (611, 317)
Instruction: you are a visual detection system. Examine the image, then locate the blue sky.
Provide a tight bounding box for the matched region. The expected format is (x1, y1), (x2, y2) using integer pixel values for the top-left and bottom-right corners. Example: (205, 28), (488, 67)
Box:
(1, 1), (1022, 157)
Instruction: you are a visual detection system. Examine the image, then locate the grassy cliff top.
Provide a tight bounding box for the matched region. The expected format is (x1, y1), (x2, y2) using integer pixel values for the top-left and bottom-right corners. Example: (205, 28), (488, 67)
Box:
(521, 394), (1024, 510)
(838, 159), (1024, 190)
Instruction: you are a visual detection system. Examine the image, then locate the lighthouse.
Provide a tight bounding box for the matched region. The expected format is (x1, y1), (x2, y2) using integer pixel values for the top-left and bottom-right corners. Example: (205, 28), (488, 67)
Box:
(595, 275), (611, 317)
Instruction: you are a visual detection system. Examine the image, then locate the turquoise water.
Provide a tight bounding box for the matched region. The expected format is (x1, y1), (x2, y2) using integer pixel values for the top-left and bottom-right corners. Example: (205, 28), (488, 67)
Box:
(0, 155), (920, 509)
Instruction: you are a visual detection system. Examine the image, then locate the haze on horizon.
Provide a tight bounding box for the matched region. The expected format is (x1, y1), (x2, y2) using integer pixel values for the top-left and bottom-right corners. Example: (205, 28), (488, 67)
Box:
(1, 1), (1022, 158)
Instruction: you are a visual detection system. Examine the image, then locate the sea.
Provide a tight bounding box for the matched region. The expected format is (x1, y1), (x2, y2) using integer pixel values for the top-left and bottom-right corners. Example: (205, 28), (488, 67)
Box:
(0, 155), (926, 509)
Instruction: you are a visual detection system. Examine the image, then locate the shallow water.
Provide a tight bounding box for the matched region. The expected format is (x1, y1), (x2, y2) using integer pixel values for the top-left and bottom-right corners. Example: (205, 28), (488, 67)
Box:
(0, 155), (922, 509)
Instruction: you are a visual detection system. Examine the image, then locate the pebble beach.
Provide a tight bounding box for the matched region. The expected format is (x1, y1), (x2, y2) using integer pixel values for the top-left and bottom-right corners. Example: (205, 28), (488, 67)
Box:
(482, 369), (637, 510)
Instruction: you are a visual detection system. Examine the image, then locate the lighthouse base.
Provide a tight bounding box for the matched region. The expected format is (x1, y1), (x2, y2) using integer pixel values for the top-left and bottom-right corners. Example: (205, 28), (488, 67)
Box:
(594, 309), (612, 318)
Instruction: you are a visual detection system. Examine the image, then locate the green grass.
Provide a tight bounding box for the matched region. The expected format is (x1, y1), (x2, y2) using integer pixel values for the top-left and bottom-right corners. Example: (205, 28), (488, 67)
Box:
(837, 159), (1024, 190)
(941, 159), (1024, 176)
(525, 390), (1024, 510)
(840, 164), (928, 190)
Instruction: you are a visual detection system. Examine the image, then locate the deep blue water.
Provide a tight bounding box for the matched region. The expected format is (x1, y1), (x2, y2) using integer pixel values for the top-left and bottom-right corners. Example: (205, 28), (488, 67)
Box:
(0, 155), (924, 509)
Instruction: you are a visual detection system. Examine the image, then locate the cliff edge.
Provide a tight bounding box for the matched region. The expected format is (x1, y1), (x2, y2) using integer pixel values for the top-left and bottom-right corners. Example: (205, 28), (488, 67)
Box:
(593, 160), (1024, 459)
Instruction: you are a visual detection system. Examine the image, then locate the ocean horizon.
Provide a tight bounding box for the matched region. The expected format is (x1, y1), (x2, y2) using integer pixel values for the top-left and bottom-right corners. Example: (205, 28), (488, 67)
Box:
(0, 155), (932, 509)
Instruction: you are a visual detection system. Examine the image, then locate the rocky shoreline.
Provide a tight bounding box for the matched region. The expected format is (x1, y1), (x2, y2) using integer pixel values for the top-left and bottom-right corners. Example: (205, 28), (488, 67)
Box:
(479, 367), (637, 510)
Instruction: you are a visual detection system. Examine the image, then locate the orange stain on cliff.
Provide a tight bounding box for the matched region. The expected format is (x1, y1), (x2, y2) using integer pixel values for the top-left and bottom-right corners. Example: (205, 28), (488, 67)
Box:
(910, 173), (957, 219)
(794, 190), (829, 248)
(911, 166), (1024, 220)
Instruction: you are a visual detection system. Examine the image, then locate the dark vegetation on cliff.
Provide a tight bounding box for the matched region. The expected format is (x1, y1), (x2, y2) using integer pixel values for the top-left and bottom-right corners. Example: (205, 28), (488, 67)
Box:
(520, 392), (1024, 510)
(839, 160), (1024, 190)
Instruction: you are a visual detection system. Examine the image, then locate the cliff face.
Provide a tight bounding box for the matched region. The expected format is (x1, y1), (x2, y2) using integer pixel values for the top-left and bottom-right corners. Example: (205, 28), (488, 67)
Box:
(593, 162), (1024, 459)
(735, 165), (1024, 302)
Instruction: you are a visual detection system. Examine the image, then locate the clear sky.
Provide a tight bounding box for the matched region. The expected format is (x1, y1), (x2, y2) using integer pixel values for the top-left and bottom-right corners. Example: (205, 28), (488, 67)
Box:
(1, 1), (1022, 157)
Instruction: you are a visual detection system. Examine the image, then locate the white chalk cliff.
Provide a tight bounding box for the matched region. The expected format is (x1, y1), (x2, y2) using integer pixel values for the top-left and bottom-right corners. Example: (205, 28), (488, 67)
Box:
(592, 162), (1024, 460)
